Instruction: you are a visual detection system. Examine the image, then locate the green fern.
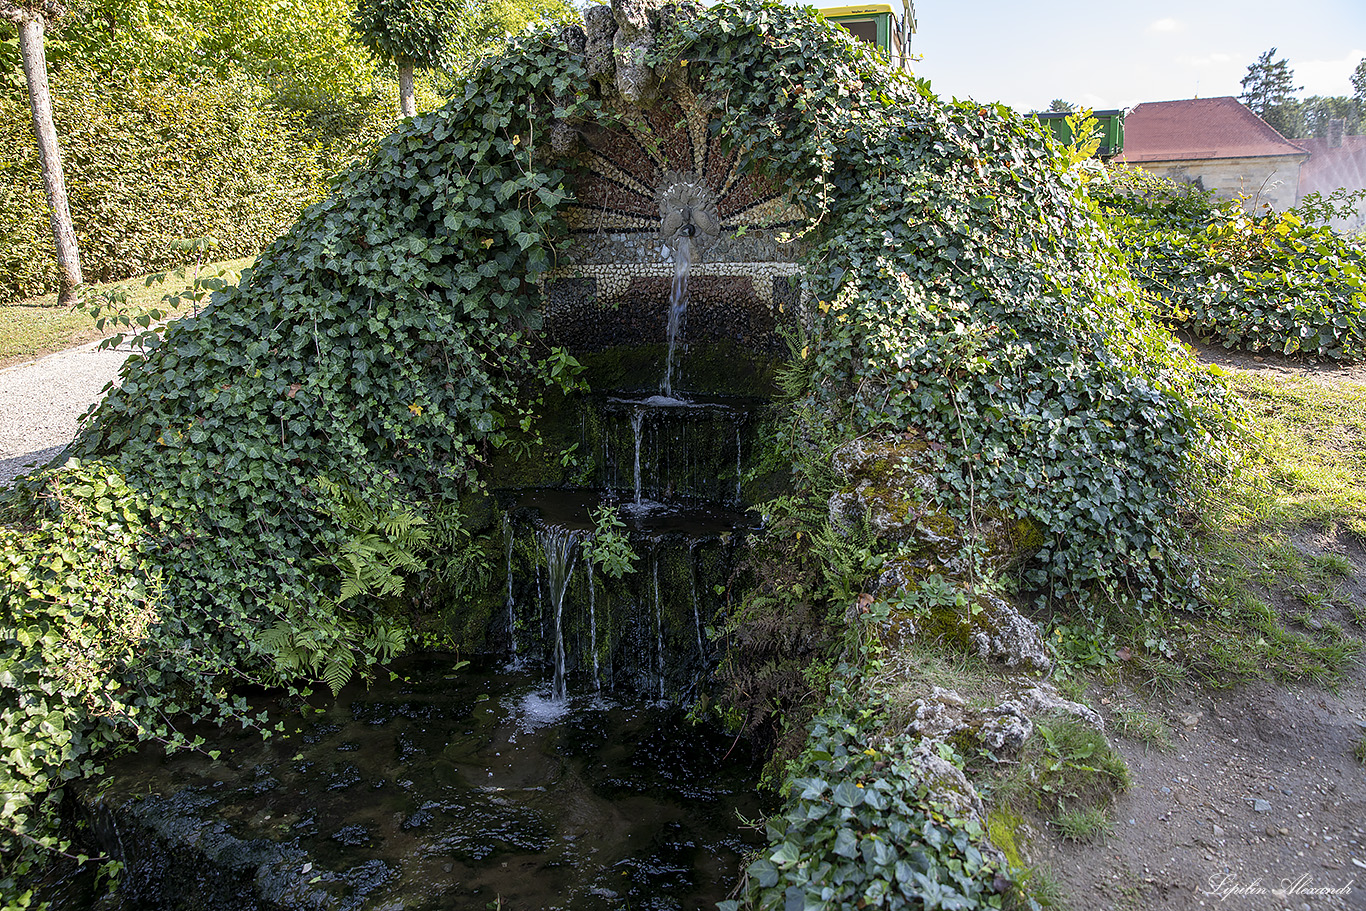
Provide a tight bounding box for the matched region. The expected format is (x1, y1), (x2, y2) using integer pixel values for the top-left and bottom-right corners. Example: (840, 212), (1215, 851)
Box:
(312, 477), (430, 605)
(255, 610), (406, 696)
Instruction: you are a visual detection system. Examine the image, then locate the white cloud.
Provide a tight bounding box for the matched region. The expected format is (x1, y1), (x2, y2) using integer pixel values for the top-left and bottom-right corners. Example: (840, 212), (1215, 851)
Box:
(1181, 52), (1233, 69)
(1147, 18), (1184, 33)
(1296, 49), (1366, 97)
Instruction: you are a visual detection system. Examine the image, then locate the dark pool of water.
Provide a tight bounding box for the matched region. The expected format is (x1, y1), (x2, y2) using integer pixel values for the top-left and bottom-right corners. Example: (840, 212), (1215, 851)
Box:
(72, 654), (767, 910)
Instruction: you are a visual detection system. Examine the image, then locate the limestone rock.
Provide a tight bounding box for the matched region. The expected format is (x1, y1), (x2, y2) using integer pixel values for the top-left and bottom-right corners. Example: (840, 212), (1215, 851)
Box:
(966, 591), (1051, 672)
(975, 702), (1033, 753)
(550, 121), (580, 156)
(828, 433), (1029, 577)
(904, 738), (986, 824)
(611, 0), (665, 104)
(1016, 683), (1106, 732)
(583, 5), (616, 84)
(560, 23), (587, 55)
(908, 687), (968, 739)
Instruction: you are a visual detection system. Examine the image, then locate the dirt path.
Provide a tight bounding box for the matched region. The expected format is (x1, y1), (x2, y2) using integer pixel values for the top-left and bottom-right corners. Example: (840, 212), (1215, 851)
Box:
(1188, 339), (1366, 387)
(1035, 348), (1366, 910)
(1038, 678), (1366, 911)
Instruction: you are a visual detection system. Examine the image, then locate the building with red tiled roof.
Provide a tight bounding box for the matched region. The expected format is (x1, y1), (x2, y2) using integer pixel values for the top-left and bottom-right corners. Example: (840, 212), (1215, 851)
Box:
(1295, 131), (1366, 232)
(1115, 96), (1308, 212)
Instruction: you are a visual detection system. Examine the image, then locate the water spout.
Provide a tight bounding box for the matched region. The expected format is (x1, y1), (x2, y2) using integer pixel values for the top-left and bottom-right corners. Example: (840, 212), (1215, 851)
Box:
(662, 234), (693, 398)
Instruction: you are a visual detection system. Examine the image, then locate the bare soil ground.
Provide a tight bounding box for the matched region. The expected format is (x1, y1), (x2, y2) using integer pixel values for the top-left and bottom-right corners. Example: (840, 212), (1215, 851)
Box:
(1033, 346), (1366, 911)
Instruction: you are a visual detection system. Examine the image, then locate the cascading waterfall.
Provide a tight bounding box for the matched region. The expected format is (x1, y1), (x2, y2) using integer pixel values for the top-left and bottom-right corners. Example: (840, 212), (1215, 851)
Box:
(734, 421), (743, 505)
(587, 567), (600, 691)
(661, 234), (693, 399)
(503, 514), (518, 661)
(689, 540), (705, 662)
(539, 525), (580, 702)
(631, 408), (645, 504)
(491, 181), (762, 704)
(653, 554), (664, 700)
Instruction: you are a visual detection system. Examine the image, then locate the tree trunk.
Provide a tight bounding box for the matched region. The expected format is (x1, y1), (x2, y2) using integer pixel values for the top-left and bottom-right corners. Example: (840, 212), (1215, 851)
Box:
(18, 15), (82, 304)
(398, 62), (416, 118)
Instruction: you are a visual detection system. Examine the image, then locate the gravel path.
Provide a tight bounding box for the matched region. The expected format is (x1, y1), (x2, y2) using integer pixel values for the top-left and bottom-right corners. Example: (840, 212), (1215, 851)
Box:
(0, 341), (132, 486)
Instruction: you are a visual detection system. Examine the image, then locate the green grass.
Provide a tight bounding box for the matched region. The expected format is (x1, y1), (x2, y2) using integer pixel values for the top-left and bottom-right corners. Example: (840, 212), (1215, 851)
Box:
(1221, 372), (1366, 537)
(1051, 369), (1366, 691)
(1184, 371), (1366, 680)
(1111, 706), (1172, 749)
(996, 717), (1130, 814)
(0, 258), (252, 368)
(1054, 806), (1111, 843)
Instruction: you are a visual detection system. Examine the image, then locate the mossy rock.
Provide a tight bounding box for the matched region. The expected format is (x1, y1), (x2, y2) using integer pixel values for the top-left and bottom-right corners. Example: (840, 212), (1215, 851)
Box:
(829, 433), (1033, 575)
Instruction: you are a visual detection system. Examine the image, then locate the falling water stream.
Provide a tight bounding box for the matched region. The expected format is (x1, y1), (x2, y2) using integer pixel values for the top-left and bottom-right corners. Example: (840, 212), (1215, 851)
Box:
(540, 526), (581, 702)
(661, 235), (693, 399)
(504, 514), (518, 662)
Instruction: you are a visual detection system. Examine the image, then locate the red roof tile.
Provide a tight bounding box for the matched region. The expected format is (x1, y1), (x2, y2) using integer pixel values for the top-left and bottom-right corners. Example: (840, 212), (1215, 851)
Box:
(1296, 136), (1366, 198)
(1116, 97), (1307, 163)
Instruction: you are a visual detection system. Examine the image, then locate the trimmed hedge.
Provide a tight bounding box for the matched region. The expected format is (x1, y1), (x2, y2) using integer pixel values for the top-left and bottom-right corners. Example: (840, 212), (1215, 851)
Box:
(0, 73), (391, 303)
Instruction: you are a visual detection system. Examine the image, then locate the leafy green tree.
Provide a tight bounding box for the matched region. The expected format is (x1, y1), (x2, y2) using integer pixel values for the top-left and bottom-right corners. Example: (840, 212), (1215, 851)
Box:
(1298, 94), (1361, 139)
(1353, 57), (1366, 113)
(352, 0), (457, 117)
(1240, 47), (1302, 137)
(1, 0), (82, 303)
(1047, 98), (1075, 112)
(37, 0), (374, 110)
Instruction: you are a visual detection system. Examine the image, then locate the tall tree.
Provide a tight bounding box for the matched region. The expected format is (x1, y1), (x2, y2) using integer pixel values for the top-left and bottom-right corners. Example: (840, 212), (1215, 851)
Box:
(352, 0), (456, 118)
(1298, 95), (1361, 140)
(1240, 47), (1302, 138)
(1047, 99), (1075, 113)
(1, 0), (82, 303)
(1353, 57), (1366, 114)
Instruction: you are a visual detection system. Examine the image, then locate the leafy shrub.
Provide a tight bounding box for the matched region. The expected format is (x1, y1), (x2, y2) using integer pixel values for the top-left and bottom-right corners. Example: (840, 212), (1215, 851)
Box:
(0, 72), (391, 303)
(728, 694), (1024, 911)
(0, 0), (1240, 893)
(1094, 167), (1366, 360)
(662, 5), (1238, 610)
(582, 503), (637, 579)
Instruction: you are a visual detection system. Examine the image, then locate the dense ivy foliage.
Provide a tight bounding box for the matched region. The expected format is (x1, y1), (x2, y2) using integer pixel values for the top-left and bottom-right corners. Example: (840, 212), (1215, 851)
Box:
(657, 8), (1236, 608)
(1, 0), (1237, 897)
(728, 682), (1023, 911)
(1095, 167), (1366, 360)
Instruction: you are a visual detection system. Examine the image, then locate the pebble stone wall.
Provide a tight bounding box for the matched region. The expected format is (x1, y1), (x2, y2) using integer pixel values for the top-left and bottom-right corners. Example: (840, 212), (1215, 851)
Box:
(541, 78), (809, 356)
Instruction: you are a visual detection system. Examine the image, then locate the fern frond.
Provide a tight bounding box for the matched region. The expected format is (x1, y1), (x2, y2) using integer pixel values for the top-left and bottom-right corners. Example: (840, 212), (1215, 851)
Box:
(321, 651), (355, 696)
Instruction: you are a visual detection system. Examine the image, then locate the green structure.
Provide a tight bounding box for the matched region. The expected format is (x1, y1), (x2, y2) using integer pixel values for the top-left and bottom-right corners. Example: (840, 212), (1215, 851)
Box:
(819, 2), (914, 69)
(1036, 108), (1126, 158)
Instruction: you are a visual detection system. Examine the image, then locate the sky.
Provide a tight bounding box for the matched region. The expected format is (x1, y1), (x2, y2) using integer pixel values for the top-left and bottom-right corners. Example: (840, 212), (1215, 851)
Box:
(905, 0), (1365, 112)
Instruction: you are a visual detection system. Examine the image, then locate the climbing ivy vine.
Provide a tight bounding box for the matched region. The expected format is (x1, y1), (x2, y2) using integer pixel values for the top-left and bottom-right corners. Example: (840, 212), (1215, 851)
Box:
(1, 0), (1241, 898)
(655, 3), (1239, 610)
(1094, 167), (1366, 360)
